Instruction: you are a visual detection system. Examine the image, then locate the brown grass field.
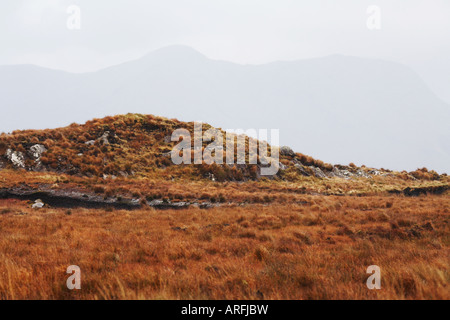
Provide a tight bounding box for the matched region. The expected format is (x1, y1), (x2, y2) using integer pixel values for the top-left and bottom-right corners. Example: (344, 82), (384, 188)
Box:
(0, 192), (448, 300)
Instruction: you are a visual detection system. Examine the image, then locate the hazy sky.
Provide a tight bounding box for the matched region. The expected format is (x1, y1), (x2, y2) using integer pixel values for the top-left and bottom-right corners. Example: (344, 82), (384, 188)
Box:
(0, 0), (449, 102)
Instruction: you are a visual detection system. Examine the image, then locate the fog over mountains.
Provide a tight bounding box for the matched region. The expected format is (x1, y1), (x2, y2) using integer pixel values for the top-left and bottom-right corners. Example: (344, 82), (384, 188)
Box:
(0, 45), (449, 173)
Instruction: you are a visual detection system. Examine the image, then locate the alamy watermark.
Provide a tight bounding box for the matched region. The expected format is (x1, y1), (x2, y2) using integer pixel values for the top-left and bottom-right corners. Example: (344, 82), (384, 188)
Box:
(66, 265), (81, 290)
(366, 265), (381, 289)
(170, 122), (280, 176)
(366, 5), (381, 30)
(67, 5), (81, 30)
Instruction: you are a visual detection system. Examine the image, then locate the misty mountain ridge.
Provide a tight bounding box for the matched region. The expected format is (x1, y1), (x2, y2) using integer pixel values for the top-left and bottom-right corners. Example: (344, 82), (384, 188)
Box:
(0, 45), (449, 173)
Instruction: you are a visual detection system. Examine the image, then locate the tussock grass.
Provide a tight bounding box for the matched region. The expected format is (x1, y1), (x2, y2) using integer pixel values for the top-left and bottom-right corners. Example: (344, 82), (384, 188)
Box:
(0, 194), (448, 300)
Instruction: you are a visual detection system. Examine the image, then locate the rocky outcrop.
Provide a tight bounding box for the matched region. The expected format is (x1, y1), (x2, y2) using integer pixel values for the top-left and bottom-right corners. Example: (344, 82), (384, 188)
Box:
(6, 149), (25, 168)
(99, 131), (111, 145)
(278, 162), (287, 171)
(28, 144), (47, 160)
(85, 140), (95, 146)
(28, 144), (47, 168)
(84, 131), (118, 147)
(280, 146), (295, 157)
(309, 166), (327, 178)
(368, 169), (382, 176)
(355, 169), (372, 179)
(328, 167), (355, 179)
(294, 164), (311, 176)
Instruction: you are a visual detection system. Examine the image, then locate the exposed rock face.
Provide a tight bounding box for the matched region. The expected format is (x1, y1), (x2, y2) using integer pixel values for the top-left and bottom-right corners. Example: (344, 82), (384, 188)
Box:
(29, 144), (47, 160)
(280, 146), (295, 157)
(88, 131), (118, 146)
(28, 144), (47, 168)
(340, 169), (355, 178)
(328, 166), (378, 179)
(309, 166), (327, 178)
(328, 167), (344, 178)
(355, 169), (372, 178)
(294, 163), (310, 176)
(6, 149), (25, 168)
(278, 162), (287, 171)
(328, 166), (354, 179)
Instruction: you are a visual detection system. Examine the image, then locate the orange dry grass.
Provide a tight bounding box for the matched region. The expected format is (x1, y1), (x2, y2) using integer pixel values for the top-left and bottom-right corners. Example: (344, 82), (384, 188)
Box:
(0, 194), (448, 300)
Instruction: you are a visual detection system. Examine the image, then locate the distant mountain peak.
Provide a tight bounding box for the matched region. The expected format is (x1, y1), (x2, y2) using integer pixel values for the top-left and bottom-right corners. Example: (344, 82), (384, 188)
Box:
(142, 45), (207, 61)
(0, 50), (448, 173)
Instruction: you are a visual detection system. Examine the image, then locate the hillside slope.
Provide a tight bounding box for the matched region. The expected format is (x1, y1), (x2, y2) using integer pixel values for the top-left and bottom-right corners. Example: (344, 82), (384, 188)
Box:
(0, 113), (360, 180)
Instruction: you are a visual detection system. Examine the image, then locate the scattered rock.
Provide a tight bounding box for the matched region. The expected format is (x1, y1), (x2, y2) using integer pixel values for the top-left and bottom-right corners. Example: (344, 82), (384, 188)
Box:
(147, 199), (192, 209)
(85, 140), (95, 146)
(103, 174), (117, 180)
(191, 202), (216, 209)
(32, 199), (45, 209)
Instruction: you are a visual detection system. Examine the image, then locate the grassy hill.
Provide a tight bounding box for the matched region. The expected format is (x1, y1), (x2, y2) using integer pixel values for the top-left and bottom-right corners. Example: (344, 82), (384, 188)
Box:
(0, 113), (448, 208)
(0, 113), (445, 179)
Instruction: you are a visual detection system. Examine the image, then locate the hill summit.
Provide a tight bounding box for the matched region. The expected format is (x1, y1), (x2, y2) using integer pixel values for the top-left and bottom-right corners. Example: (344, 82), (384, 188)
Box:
(0, 114), (445, 182)
(0, 114), (448, 210)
